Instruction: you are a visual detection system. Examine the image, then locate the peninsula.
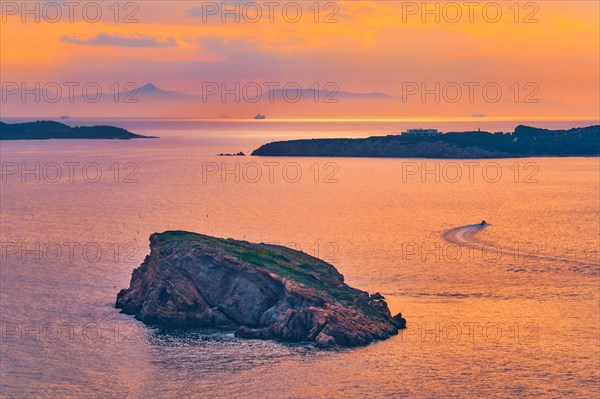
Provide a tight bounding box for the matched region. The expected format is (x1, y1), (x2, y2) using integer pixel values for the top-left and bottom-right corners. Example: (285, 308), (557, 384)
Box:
(116, 231), (406, 348)
(251, 125), (600, 158)
(0, 121), (155, 140)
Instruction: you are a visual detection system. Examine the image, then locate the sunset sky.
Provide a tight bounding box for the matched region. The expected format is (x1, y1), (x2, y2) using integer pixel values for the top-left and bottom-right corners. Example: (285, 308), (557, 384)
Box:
(1, 1), (598, 118)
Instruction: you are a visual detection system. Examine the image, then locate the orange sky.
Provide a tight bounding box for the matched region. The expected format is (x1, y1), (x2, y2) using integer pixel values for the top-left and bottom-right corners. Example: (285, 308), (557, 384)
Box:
(1, 1), (598, 118)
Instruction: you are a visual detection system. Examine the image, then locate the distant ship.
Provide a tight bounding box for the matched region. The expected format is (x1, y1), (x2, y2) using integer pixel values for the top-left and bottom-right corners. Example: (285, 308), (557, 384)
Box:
(60, 115), (70, 120)
(254, 114), (266, 120)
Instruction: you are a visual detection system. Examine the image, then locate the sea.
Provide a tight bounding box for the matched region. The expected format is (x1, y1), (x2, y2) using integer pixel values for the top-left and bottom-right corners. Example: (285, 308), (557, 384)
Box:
(0, 118), (598, 398)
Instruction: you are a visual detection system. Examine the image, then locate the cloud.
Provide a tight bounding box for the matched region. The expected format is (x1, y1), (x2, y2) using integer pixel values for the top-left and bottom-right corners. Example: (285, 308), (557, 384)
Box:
(61, 33), (178, 48)
(186, 1), (256, 19)
(201, 36), (264, 58)
(200, 35), (305, 57)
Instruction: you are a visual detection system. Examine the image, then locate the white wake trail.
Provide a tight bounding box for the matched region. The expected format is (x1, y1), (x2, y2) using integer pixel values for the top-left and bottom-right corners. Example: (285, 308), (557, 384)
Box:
(441, 224), (600, 274)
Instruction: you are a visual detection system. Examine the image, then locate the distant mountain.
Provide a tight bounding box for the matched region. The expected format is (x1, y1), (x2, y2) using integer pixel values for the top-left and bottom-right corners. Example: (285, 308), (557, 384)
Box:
(125, 84), (392, 102)
(252, 125), (600, 158)
(115, 83), (196, 101)
(262, 89), (391, 101)
(63, 83), (393, 104)
(0, 81), (411, 118)
(0, 121), (155, 140)
(137, 83), (163, 93)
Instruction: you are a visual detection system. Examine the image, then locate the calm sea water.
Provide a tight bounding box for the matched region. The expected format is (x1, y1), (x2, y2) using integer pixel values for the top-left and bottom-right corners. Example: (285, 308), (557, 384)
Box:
(1, 119), (599, 398)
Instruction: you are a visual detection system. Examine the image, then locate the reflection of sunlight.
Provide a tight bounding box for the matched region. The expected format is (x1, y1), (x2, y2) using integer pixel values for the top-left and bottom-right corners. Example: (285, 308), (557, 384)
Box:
(176, 116), (600, 123)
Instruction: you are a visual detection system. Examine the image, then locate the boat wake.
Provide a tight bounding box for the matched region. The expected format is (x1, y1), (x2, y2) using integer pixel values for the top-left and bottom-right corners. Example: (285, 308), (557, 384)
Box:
(441, 224), (599, 275)
(442, 224), (489, 247)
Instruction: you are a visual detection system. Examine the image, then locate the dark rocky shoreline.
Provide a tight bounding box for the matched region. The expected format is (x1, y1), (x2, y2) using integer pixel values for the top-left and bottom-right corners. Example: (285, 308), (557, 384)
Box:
(0, 121), (155, 140)
(251, 125), (600, 158)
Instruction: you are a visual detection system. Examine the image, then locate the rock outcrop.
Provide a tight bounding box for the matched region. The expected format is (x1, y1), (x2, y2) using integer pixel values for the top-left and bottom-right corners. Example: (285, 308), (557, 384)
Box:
(116, 231), (406, 348)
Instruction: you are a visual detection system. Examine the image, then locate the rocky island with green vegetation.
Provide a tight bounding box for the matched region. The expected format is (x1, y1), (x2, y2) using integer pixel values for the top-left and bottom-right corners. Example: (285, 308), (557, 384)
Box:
(116, 231), (406, 348)
(0, 121), (155, 140)
(252, 125), (600, 158)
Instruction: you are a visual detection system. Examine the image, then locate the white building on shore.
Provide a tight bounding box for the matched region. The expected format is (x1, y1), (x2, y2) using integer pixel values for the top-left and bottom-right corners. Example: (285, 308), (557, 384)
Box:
(400, 128), (442, 137)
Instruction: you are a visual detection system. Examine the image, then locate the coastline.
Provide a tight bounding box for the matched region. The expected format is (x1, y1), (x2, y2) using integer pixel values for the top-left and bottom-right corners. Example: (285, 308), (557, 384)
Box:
(251, 125), (600, 159)
(0, 121), (156, 140)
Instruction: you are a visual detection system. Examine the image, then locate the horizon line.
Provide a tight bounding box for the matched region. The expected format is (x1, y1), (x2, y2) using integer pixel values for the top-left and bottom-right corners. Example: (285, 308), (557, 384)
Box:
(1, 116), (599, 123)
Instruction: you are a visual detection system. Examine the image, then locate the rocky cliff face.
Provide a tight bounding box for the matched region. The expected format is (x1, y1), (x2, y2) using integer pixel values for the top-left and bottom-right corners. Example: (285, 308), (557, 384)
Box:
(116, 231), (406, 348)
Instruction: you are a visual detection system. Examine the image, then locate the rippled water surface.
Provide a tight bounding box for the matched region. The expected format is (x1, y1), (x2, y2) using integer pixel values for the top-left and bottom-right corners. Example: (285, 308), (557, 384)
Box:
(1, 120), (598, 398)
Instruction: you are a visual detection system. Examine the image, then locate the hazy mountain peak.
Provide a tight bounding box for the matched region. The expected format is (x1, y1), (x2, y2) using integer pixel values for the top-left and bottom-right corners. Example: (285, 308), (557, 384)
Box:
(139, 83), (162, 92)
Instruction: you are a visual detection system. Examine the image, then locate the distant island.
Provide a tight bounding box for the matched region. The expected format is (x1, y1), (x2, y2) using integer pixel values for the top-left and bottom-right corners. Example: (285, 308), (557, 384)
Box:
(252, 125), (600, 158)
(0, 121), (155, 140)
(116, 231), (406, 348)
